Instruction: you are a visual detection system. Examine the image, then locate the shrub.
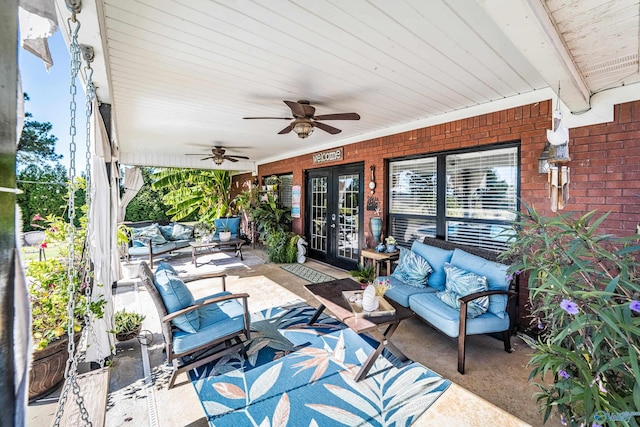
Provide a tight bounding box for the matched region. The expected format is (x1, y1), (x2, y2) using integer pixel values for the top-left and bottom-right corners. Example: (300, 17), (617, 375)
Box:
(502, 204), (640, 426)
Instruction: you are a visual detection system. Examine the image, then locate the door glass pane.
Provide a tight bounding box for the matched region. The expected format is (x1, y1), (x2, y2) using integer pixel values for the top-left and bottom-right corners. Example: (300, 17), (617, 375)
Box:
(338, 173), (359, 260)
(310, 177), (327, 252)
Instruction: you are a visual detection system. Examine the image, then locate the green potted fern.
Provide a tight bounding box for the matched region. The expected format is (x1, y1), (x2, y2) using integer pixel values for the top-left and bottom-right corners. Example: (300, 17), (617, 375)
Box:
(113, 309), (146, 342)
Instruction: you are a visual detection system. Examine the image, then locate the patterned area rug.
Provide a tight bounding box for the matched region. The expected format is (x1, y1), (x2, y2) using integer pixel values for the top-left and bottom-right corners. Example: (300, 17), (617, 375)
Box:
(281, 263), (336, 283)
(189, 303), (451, 426)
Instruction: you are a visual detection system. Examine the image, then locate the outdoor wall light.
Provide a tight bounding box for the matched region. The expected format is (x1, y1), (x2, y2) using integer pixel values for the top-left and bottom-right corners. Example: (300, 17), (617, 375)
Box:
(538, 143), (551, 174)
(293, 119), (314, 139)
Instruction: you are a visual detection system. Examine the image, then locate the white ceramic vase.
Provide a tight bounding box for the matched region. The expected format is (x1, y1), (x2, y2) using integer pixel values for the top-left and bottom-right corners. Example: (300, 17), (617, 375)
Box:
(362, 285), (380, 312)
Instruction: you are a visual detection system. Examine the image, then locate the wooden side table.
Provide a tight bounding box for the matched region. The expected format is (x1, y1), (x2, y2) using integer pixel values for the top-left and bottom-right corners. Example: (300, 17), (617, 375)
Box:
(360, 248), (400, 276)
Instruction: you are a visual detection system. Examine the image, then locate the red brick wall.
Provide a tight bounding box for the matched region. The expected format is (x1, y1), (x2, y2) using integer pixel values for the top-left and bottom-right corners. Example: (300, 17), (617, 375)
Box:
(259, 99), (640, 326)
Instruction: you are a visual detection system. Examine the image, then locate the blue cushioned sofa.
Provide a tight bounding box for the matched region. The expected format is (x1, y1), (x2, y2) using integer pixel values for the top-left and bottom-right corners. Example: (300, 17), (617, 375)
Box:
(127, 221), (195, 268)
(379, 237), (517, 374)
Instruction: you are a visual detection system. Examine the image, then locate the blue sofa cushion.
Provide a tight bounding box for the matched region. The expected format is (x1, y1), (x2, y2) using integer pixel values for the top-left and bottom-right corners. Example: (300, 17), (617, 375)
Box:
(391, 247), (433, 287)
(133, 223), (167, 244)
(129, 241), (176, 256)
(450, 249), (510, 319)
(437, 263), (489, 318)
(409, 293), (510, 338)
(410, 240), (454, 291)
(153, 262), (200, 333)
(172, 291), (246, 354)
(380, 275), (436, 307)
(213, 217), (241, 240)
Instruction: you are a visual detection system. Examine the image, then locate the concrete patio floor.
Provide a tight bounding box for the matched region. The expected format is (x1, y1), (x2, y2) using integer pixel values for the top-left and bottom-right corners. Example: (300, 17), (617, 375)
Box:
(27, 246), (553, 426)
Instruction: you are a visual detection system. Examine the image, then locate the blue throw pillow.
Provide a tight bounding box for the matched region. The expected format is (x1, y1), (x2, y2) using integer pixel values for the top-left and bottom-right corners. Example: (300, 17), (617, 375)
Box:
(450, 249), (510, 319)
(436, 262), (489, 318)
(159, 224), (174, 241)
(170, 223), (194, 240)
(410, 241), (454, 291)
(153, 262), (199, 333)
(391, 247), (433, 287)
(133, 224), (167, 245)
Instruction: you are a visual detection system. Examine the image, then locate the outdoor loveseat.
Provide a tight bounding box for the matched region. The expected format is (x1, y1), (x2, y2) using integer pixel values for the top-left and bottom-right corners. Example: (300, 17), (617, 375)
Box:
(379, 237), (517, 374)
(127, 221), (195, 268)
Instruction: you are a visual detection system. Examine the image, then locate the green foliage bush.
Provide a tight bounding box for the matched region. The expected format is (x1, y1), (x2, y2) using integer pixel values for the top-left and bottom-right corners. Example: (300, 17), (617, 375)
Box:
(502, 204), (640, 427)
(266, 231), (300, 264)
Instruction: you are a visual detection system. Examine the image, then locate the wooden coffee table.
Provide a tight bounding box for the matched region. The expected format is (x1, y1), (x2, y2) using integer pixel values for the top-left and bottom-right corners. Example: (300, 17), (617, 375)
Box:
(189, 239), (244, 267)
(304, 278), (414, 382)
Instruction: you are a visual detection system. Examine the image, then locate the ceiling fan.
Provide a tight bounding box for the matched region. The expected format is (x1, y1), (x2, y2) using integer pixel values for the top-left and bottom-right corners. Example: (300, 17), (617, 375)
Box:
(243, 100), (360, 139)
(186, 146), (249, 165)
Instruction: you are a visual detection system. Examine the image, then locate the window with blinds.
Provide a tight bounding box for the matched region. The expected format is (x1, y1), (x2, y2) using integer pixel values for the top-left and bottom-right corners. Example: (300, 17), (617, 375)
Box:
(388, 144), (519, 252)
(279, 174), (293, 208)
(389, 158), (437, 216)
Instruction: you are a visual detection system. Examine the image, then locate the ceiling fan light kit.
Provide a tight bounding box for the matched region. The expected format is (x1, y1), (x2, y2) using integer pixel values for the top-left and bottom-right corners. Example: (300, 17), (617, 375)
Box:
(293, 119), (314, 139)
(186, 146), (250, 165)
(243, 100), (360, 139)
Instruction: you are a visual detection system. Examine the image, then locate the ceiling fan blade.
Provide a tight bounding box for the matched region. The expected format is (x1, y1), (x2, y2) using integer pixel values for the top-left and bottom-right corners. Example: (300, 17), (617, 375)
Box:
(278, 124), (294, 134)
(284, 100), (306, 117)
(186, 153), (207, 156)
(314, 121), (342, 135)
(200, 156), (214, 161)
(243, 116), (293, 120)
(228, 155), (250, 160)
(224, 156), (239, 163)
(313, 112), (360, 121)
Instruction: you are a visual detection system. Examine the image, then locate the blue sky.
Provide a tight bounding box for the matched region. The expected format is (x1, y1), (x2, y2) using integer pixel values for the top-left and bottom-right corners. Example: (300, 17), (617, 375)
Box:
(19, 30), (87, 170)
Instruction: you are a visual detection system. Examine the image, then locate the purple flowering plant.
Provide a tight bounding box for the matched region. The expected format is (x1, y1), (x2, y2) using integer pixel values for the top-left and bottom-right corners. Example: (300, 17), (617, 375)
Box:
(501, 204), (640, 427)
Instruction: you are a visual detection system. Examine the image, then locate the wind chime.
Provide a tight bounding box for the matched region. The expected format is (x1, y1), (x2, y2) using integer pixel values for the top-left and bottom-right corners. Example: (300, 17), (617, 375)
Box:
(546, 96), (571, 212)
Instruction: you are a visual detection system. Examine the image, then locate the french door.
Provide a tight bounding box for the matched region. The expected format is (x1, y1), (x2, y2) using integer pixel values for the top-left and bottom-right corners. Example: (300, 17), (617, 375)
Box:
(305, 164), (363, 270)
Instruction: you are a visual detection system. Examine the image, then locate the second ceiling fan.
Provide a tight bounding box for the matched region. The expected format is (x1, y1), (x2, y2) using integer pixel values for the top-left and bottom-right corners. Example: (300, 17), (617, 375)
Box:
(243, 100), (360, 139)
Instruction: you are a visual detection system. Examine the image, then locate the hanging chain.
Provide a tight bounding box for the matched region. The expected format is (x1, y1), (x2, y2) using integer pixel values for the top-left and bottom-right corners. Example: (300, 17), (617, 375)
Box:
(52, 14), (93, 427)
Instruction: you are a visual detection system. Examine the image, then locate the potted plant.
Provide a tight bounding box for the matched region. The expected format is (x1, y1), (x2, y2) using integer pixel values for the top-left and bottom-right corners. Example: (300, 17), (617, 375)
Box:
(113, 309), (146, 342)
(501, 204), (640, 426)
(117, 223), (139, 279)
(265, 175), (280, 191)
(349, 264), (376, 287)
(27, 207), (106, 400)
(251, 193), (292, 239)
(385, 235), (397, 252)
(218, 217), (232, 242)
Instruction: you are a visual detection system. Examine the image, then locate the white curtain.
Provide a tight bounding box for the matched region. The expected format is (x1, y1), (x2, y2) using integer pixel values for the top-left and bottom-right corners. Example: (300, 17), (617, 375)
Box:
(118, 166), (143, 222)
(85, 99), (115, 363)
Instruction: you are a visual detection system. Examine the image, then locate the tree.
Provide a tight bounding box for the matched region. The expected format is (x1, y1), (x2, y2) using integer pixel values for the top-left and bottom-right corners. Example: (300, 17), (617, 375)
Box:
(151, 168), (232, 222)
(123, 167), (172, 222)
(17, 164), (68, 231)
(17, 94), (62, 165)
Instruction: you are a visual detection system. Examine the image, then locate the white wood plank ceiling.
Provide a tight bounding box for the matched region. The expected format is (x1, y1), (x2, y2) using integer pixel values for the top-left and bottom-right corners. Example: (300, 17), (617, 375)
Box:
(54, 0), (640, 171)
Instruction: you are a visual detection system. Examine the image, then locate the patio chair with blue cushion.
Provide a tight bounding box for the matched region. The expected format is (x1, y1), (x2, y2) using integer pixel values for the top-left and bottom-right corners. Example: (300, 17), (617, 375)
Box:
(212, 216), (241, 241)
(139, 261), (251, 388)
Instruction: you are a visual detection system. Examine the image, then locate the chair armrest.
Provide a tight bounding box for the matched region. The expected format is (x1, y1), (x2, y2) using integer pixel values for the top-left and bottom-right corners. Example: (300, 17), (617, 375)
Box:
(458, 289), (517, 305)
(162, 293), (249, 322)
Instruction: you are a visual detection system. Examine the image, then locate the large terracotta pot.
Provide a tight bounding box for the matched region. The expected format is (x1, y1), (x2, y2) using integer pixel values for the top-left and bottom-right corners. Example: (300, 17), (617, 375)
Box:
(29, 333), (80, 401)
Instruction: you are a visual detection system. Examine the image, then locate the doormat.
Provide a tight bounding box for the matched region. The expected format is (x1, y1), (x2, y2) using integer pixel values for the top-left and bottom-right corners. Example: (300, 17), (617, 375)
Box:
(281, 263), (336, 283)
(189, 303), (451, 426)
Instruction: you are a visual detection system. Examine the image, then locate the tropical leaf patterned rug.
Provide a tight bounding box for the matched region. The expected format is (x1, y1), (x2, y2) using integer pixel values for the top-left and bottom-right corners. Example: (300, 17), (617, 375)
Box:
(189, 303), (451, 426)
